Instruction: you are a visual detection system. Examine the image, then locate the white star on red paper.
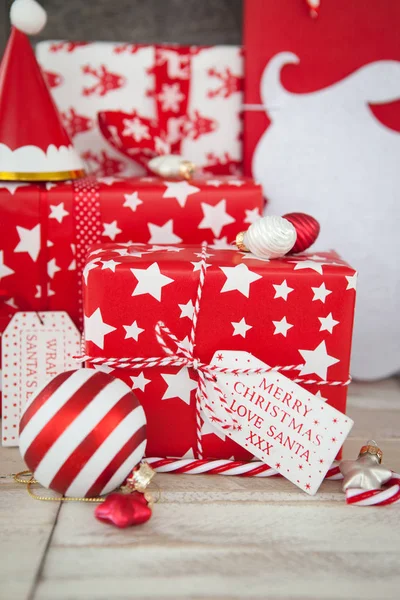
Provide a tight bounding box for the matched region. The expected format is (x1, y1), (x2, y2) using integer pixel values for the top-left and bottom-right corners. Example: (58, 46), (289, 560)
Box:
(210, 237), (235, 250)
(123, 191), (143, 212)
(130, 372), (151, 392)
(14, 224), (41, 262)
(226, 179), (245, 186)
(312, 283), (332, 303)
(198, 199), (235, 237)
(49, 202), (69, 224)
(84, 307), (116, 349)
(131, 262), (174, 301)
(345, 273), (357, 290)
(83, 260), (100, 285)
(103, 221), (122, 241)
(298, 341), (339, 380)
(148, 219), (182, 244)
(163, 181), (200, 208)
(291, 259), (325, 274)
(318, 313), (339, 334)
(179, 299), (194, 320)
(101, 259), (120, 273)
(35, 284), (55, 298)
(244, 208), (261, 224)
(273, 316), (293, 337)
(273, 279), (294, 301)
(191, 260), (211, 272)
(232, 317), (252, 338)
(220, 264), (262, 298)
(47, 258), (61, 279)
(123, 320), (144, 341)
(0, 182), (28, 195)
(98, 176), (119, 185)
(0, 251), (14, 280)
(161, 367), (197, 405)
(148, 245), (183, 253)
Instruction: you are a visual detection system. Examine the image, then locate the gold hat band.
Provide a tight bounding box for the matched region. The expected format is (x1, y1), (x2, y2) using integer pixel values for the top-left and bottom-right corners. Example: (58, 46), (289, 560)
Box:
(0, 169), (86, 182)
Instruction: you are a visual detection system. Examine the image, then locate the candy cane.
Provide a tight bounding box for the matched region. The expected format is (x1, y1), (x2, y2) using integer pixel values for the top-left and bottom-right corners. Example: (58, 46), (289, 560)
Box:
(345, 474), (400, 506)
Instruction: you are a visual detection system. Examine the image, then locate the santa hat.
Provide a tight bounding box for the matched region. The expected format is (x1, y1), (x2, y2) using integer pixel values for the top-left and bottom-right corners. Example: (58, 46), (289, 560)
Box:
(0, 0), (85, 181)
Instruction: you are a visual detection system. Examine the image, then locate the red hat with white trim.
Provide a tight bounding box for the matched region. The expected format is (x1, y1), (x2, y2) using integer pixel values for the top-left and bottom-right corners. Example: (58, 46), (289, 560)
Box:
(0, 0), (85, 181)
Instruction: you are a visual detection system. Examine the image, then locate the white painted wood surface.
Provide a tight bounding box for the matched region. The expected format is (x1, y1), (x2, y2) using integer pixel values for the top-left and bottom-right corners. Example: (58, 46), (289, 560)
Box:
(1, 378), (400, 600)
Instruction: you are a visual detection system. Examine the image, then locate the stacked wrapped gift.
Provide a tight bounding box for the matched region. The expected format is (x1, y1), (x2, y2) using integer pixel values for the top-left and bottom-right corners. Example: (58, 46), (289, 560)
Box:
(1, 0), (358, 500)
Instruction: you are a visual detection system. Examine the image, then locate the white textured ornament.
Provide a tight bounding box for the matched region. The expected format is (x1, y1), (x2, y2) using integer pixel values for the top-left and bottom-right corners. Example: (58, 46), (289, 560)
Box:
(148, 154), (196, 180)
(242, 216), (296, 259)
(10, 0), (47, 35)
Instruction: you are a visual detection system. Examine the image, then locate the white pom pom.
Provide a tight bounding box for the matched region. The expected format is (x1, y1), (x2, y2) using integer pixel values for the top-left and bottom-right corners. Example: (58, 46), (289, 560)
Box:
(243, 216), (296, 259)
(10, 0), (47, 36)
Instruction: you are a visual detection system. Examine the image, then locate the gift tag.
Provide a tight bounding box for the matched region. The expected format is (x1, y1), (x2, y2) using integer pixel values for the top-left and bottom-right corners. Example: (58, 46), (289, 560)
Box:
(2, 312), (81, 447)
(205, 351), (353, 495)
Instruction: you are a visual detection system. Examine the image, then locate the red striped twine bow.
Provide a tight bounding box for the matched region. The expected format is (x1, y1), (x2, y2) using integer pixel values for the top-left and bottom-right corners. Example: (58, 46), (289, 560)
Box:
(80, 242), (350, 459)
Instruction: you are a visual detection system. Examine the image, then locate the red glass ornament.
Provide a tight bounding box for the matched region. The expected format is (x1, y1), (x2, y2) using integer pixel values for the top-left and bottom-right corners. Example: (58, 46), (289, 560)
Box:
(95, 492), (152, 528)
(283, 212), (320, 253)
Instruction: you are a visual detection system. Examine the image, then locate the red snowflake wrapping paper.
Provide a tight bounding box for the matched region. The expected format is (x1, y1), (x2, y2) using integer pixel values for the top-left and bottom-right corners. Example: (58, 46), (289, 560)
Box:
(36, 42), (244, 177)
(0, 176), (262, 413)
(83, 244), (357, 461)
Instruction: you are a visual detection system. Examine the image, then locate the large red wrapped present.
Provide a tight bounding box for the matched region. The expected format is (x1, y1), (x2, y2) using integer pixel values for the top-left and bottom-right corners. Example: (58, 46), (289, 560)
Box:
(82, 243), (357, 461)
(0, 175), (262, 413)
(36, 42), (244, 177)
(243, 0), (400, 380)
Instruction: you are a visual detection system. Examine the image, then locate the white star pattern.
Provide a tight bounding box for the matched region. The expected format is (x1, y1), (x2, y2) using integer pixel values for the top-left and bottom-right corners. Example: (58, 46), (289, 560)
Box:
(123, 191), (143, 212)
(101, 259), (120, 273)
(130, 372), (151, 392)
(180, 447), (195, 459)
(84, 307), (116, 350)
(103, 221), (122, 241)
(345, 273), (357, 290)
(273, 316), (293, 337)
(291, 259), (325, 274)
(198, 199), (235, 237)
(98, 177), (120, 185)
(83, 260), (100, 285)
(148, 220), (182, 244)
(161, 367), (197, 405)
(35, 284), (54, 298)
(0, 251), (14, 280)
(318, 313), (339, 334)
(312, 283), (332, 303)
(220, 264), (262, 298)
(123, 320), (145, 341)
(158, 82), (185, 112)
(14, 224), (41, 262)
(232, 317), (252, 338)
(45, 182), (57, 191)
(163, 181), (200, 208)
(148, 245), (184, 253)
(315, 391), (327, 403)
(210, 237), (235, 250)
(298, 341), (340, 380)
(179, 299), (194, 320)
(0, 182), (28, 195)
(226, 179), (245, 186)
(131, 263), (174, 301)
(47, 258), (61, 279)
(273, 280), (294, 301)
(191, 260), (211, 272)
(244, 207), (261, 224)
(49, 202), (69, 224)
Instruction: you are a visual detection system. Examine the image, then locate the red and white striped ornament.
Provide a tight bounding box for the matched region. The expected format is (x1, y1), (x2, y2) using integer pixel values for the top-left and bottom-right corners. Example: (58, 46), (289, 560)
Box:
(19, 369), (147, 498)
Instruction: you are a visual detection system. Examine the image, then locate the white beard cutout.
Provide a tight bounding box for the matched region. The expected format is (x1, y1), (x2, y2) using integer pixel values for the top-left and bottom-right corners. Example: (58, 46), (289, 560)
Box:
(253, 52), (400, 380)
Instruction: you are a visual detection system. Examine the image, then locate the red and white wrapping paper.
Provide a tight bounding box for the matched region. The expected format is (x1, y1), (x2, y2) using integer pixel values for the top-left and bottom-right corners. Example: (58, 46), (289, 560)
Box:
(83, 244), (357, 461)
(36, 42), (244, 177)
(0, 176), (262, 412)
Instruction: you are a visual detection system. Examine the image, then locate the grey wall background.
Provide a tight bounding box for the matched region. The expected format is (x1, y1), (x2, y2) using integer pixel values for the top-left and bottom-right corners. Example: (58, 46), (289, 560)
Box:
(1, 0), (243, 55)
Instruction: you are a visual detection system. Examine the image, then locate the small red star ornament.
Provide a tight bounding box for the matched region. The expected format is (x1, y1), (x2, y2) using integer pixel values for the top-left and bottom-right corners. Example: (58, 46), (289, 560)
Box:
(95, 491), (152, 528)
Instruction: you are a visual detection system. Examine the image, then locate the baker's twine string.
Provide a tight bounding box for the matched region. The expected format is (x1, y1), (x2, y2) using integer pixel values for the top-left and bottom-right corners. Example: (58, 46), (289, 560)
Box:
(78, 242), (350, 459)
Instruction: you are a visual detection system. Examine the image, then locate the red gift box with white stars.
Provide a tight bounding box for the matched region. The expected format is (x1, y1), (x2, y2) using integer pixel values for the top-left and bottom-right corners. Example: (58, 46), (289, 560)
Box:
(82, 243), (357, 461)
(0, 175), (263, 414)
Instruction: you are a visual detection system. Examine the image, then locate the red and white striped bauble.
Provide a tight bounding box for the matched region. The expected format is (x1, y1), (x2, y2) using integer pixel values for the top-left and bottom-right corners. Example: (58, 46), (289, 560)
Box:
(19, 369), (147, 498)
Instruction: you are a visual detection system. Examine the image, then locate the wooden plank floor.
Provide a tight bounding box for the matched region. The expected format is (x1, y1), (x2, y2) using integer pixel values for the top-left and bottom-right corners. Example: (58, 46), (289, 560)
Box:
(1, 378), (400, 600)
